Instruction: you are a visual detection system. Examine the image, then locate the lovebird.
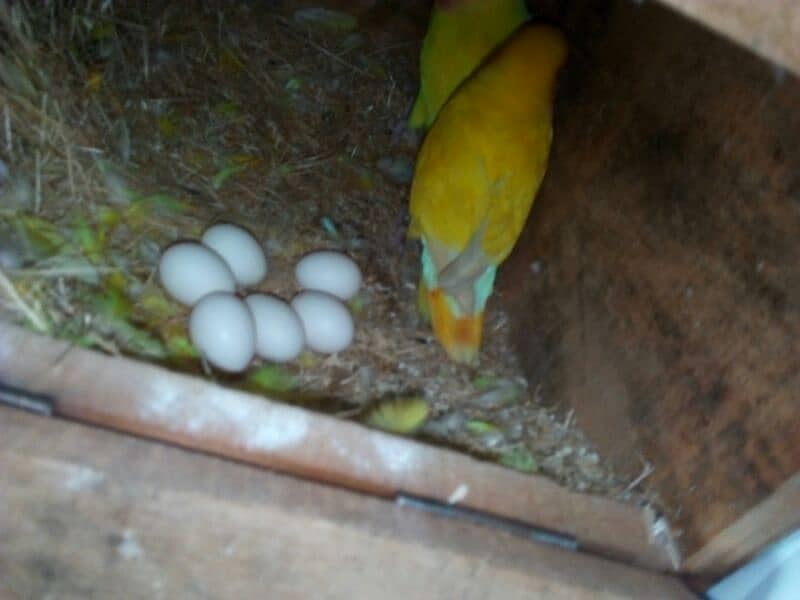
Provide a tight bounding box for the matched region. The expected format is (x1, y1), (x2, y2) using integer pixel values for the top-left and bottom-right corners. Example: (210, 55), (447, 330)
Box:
(408, 24), (568, 363)
(408, 0), (530, 132)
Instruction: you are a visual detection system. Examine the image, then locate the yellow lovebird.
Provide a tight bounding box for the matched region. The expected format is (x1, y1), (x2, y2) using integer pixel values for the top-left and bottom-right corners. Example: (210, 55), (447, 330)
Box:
(409, 24), (568, 363)
(408, 0), (530, 132)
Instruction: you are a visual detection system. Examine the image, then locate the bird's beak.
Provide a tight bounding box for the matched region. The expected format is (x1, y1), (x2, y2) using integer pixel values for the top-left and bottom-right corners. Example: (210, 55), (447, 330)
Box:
(427, 287), (483, 364)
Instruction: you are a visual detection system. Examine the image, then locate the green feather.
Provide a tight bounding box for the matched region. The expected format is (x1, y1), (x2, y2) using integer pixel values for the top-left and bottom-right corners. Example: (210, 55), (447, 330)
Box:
(420, 240), (438, 289)
(473, 264), (497, 313)
(419, 239), (496, 317)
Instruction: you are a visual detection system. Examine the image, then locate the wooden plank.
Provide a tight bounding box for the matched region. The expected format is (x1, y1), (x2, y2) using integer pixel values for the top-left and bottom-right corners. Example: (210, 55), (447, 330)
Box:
(500, 0), (800, 560)
(684, 472), (800, 577)
(0, 409), (695, 599)
(654, 0), (800, 77)
(0, 320), (679, 571)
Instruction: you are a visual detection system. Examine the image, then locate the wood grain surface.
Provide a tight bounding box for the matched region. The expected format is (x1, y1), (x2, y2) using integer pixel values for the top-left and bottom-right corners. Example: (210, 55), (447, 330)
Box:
(0, 409), (695, 599)
(0, 320), (679, 571)
(655, 0), (800, 77)
(501, 0), (800, 560)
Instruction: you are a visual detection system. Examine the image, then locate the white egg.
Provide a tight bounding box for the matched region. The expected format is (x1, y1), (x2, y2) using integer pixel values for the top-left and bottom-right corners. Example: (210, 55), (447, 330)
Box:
(291, 290), (354, 354)
(189, 292), (255, 372)
(159, 242), (236, 306)
(245, 294), (305, 363)
(202, 223), (268, 287)
(295, 250), (362, 300)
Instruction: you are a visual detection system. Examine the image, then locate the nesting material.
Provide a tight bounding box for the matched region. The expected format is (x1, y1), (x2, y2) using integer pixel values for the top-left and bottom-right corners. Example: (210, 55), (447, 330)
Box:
(0, 0), (647, 501)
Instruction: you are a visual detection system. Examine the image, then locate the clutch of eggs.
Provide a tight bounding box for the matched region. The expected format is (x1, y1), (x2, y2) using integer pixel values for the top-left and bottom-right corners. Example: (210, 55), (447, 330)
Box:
(189, 292), (256, 372)
(159, 242), (237, 306)
(291, 290), (354, 354)
(159, 224), (361, 372)
(295, 250), (362, 300)
(246, 294), (305, 362)
(202, 223), (268, 287)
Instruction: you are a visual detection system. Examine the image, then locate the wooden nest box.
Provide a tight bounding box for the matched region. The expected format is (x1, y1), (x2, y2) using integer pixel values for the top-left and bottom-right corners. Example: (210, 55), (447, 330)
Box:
(1, 0), (798, 596)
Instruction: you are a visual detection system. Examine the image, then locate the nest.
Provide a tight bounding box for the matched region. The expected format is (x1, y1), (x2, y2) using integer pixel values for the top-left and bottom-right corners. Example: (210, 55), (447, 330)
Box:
(0, 0), (653, 500)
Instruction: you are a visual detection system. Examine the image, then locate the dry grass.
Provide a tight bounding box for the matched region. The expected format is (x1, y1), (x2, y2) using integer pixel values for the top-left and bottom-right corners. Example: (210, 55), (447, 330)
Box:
(0, 0), (655, 501)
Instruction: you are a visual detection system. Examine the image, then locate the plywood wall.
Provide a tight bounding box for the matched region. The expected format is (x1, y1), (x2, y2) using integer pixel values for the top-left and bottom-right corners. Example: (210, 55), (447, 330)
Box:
(503, 0), (800, 557)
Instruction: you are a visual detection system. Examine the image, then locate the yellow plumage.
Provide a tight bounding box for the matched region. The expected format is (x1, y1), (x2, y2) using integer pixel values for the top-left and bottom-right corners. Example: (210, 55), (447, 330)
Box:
(409, 25), (568, 363)
(409, 0), (529, 132)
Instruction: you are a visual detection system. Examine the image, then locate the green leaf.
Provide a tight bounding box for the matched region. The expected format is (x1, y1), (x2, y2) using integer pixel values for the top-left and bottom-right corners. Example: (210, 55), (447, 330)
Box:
(157, 113), (181, 139)
(347, 294), (365, 314)
(212, 100), (241, 118)
(285, 78), (302, 91)
(471, 376), (524, 406)
(91, 20), (117, 41)
(72, 333), (101, 349)
(38, 255), (101, 284)
(98, 207), (124, 228)
(134, 193), (186, 214)
(211, 163), (246, 190)
(465, 420), (501, 435)
(365, 396), (429, 435)
(473, 382), (523, 409)
(18, 216), (68, 256)
(472, 374), (500, 391)
(92, 286), (133, 321)
(137, 284), (179, 320)
(118, 323), (168, 358)
(74, 217), (103, 262)
(92, 309), (167, 359)
(248, 365), (297, 393)
(499, 447), (538, 473)
(165, 334), (199, 358)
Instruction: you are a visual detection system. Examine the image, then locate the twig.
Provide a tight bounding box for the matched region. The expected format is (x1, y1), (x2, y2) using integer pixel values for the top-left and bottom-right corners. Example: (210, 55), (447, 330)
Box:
(10, 265), (116, 278)
(0, 268), (49, 332)
(367, 40), (419, 56)
(561, 407), (574, 430)
(39, 93), (48, 142)
(624, 459), (654, 493)
(310, 41), (370, 77)
(235, 180), (281, 203)
(276, 16), (375, 79)
(386, 77), (395, 109)
(3, 103), (11, 153)
(34, 150), (42, 212)
(67, 142), (76, 201)
(3, 92), (85, 152)
(142, 27), (150, 81)
(70, 11), (148, 32)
